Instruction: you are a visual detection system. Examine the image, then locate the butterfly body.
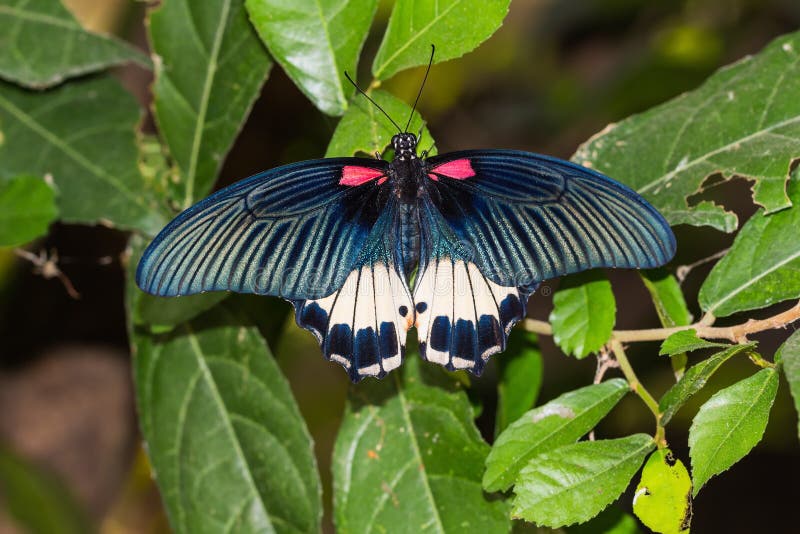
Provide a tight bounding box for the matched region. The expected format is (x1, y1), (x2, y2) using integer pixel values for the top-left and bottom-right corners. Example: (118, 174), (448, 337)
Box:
(137, 130), (676, 381)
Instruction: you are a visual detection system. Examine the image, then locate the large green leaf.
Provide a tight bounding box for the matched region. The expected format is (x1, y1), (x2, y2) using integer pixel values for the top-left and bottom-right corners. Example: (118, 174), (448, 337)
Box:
(484, 379), (629, 492)
(0, 446), (91, 534)
(658, 343), (756, 426)
(333, 357), (509, 533)
(511, 434), (654, 528)
(776, 329), (800, 439)
(549, 271), (616, 359)
(149, 0), (272, 208)
(246, 0), (378, 116)
(325, 89), (435, 157)
(632, 449), (692, 534)
(699, 173), (800, 317)
(494, 330), (543, 437)
(128, 240), (321, 534)
(0, 0), (148, 88)
(689, 368), (779, 495)
(0, 175), (57, 247)
(0, 76), (166, 234)
(573, 31), (800, 232)
(372, 0), (510, 80)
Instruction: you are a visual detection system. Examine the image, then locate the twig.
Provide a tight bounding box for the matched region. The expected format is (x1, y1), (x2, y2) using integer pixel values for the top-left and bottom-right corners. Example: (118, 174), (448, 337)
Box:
(676, 248), (729, 284)
(524, 300), (800, 343)
(14, 248), (81, 299)
(609, 339), (660, 418)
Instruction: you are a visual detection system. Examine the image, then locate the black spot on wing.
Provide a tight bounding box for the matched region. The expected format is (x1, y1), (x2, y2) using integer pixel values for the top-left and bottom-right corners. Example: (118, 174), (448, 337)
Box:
(379, 322), (399, 359)
(327, 324), (353, 358)
(477, 314), (504, 355)
(415, 302), (427, 313)
(430, 316), (452, 352)
(297, 301), (328, 337)
(499, 293), (523, 330)
(355, 327), (380, 370)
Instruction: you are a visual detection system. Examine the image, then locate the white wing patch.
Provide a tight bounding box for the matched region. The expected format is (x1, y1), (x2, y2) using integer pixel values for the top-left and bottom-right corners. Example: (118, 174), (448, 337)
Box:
(294, 262), (413, 381)
(413, 257), (528, 374)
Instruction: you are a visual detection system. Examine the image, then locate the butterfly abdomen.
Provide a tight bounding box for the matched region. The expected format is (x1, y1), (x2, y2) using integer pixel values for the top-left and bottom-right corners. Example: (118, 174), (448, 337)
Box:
(398, 202), (420, 279)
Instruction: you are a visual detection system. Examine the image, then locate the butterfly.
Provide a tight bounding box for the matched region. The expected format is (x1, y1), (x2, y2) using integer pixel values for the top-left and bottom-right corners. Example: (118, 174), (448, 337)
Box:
(136, 51), (675, 382)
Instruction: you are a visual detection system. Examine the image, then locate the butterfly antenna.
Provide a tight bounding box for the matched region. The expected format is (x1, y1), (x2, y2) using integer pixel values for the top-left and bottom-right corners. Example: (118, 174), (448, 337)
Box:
(344, 71), (402, 133)
(404, 44), (435, 133)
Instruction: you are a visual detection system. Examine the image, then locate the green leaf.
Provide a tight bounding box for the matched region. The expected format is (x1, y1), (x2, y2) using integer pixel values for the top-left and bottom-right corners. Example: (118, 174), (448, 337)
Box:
(372, 0), (510, 80)
(0, 175), (57, 247)
(659, 343), (755, 426)
(325, 89), (436, 157)
(659, 329), (729, 357)
(549, 271), (616, 359)
(333, 357), (509, 533)
(640, 270), (691, 328)
(512, 434), (654, 528)
(246, 0), (378, 116)
(573, 31), (800, 231)
(698, 172), (800, 317)
(0, 0), (149, 88)
(689, 368), (779, 495)
(484, 378), (629, 492)
(134, 293), (230, 334)
(0, 76), (167, 234)
(0, 446), (91, 534)
(632, 449), (692, 534)
(495, 330), (543, 437)
(128, 240), (321, 534)
(774, 329), (800, 439)
(149, 0), (272, 208)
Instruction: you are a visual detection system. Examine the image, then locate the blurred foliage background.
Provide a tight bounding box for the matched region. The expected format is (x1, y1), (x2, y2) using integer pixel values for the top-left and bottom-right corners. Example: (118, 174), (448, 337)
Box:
(1, 0), (799, 532)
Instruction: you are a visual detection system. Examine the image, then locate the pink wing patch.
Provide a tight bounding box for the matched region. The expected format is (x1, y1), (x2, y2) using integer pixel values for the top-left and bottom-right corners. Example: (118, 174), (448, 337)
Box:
(428, 159), (476, 181)
(340, 166), (386, 187)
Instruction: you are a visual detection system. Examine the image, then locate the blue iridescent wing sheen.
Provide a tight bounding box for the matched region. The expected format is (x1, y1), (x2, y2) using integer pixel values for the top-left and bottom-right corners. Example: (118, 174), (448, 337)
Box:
(136, 158), (389, 300)
(412, 198), (535, 375)
(293, 198), (414, 382)
(424, 149), (676, 289)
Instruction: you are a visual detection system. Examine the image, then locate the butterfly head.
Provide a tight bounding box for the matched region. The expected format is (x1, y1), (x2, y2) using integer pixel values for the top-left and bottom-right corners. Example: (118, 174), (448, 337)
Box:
(392, 133), (418, 161)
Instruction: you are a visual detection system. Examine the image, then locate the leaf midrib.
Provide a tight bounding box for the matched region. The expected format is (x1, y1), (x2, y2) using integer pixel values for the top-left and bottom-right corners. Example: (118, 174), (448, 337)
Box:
(0, 4), (78, 30)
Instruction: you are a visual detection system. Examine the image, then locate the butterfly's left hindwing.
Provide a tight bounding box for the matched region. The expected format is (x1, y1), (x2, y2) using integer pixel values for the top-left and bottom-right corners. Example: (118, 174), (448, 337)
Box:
(293, 200), (414, 381)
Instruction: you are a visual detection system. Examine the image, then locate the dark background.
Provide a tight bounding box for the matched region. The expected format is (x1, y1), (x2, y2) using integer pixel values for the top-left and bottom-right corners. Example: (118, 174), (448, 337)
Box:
(2, 0), (800, 532)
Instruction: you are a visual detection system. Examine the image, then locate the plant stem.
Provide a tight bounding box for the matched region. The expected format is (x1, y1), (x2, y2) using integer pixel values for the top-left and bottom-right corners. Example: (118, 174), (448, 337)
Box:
(609, 339), (660, 418)
(524, 300), (800, 343)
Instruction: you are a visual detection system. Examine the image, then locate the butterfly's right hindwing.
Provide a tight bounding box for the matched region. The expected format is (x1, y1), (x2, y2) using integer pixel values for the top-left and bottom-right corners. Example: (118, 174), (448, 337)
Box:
(136, 158), (388, 300)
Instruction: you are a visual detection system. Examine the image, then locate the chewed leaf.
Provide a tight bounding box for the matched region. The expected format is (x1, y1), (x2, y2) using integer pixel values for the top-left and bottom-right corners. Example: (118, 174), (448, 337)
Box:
(573, 31), (800, 232)
(633, 449), (692, 534)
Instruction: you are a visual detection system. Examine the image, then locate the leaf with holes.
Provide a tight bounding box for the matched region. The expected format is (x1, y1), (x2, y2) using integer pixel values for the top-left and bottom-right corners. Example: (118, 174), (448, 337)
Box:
(149, 0), (272, 208)
(372, 0), (510, 80)
(699, 173), (800, 317)
(484, 379), (629, 492)
(776, 329), (800, 439)
(689, 368), (779, 495)
(326, 89), (435, 157)
(573, 31), (800, 232)
(633, 449), (692, 534)
(549, 271), (616, 359)
(0, 0), (148, 88)
(0, 175), (57, 247)
(333, 356), (509, 533)
(127, 238), (321, 533)
(246, 0), (378, 116)
(0, 77), (166, 234)
(512, 434), (654, 528)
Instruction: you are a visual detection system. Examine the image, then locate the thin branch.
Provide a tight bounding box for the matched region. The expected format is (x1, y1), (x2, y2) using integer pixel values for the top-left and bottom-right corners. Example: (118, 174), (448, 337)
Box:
(609, 339), (660, 418)
(524, 300), (800, 343)
(14, 248), (80, 299)
(676, 248), (729, 284)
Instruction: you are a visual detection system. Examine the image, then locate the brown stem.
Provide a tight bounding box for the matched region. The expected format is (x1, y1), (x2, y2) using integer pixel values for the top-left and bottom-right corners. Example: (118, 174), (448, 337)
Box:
(524, 300), (800, 343)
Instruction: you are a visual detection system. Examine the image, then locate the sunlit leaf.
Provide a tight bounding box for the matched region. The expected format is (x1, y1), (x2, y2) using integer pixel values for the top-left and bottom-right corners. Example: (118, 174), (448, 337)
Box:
(149, 0), (272, 208)
(774, 329), (800, 439)
(659, 329), (729, 357)
(699, 173), (800, 317)
(0, 76), (166, 233)
(0, 0), (148, 88)
(246, 0), (378, 116)
(333, 357), (509, 533)
(0, 175), (57, 247)
(511, 434), (654, 528)
(484, 379), (629, 492)
(495, 329), (543, 437)
(659, 342), (755, 426)
(633, 449), (692, 534)
(127, 238), (321, 534)
(549, 271), (616, 359)
(325, 89), (435, 157)
(574, 31), (800, 231)
(372, 0), (510, 80)
(689, 368), (779, 494)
